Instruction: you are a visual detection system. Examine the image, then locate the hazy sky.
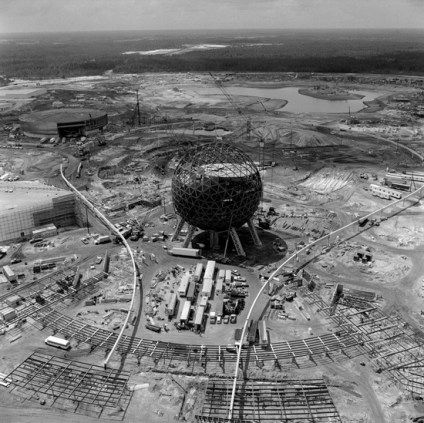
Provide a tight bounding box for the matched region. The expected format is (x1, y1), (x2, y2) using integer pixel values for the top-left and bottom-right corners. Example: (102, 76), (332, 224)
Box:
(0, 0), (423, 33)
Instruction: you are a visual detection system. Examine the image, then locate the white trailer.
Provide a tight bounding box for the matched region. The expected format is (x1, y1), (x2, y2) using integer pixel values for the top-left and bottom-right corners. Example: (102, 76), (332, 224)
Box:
(199, 295), (208, 308)
(370, 184), (402, 200)
(180, 300), (191, 322)
(170, 247), (200, 258)
(387, 171), (424, 183)
(258, 320), (269, 348)
(202, 278), (214, 298)
(194, 263), (204, 282)
(215, 277), (223, 295)
(204, 260), (216, 281)
(166, 293), (178, 318)
(178, 273), (190, 297)
(95, 235), (111, 244)
(225, 269), (232, 284)
(45, 335), (71, 350)
(194, 306), (205, 329)
(32, 224), (57, 239)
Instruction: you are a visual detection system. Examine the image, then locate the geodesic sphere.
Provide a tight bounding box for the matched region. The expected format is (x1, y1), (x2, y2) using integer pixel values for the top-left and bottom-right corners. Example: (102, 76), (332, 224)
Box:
(172, 142), (262, 232)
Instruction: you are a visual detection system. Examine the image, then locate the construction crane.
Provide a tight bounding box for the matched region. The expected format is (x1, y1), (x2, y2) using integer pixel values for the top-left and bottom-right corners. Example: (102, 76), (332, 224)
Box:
(208, 73), (280, 166)
(256, 98), (268, 113)
(129, 89), (141, 127)
(209, 72), (245, 117)
(208, 72), (252, 141)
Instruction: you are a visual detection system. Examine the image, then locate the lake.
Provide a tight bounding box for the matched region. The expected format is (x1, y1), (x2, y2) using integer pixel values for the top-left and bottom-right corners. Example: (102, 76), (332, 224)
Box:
(205, 86), (384, 114)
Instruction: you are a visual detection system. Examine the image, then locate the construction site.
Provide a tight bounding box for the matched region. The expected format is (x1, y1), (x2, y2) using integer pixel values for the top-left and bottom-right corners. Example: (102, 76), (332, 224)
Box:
(0, 70), (424, 423)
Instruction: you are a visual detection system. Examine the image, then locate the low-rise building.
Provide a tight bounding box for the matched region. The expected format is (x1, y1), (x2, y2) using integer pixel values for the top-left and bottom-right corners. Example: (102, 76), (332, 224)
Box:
(2, 265), (16, 282)
(0, 307), (16, 322)
(5, 294), (21, 308)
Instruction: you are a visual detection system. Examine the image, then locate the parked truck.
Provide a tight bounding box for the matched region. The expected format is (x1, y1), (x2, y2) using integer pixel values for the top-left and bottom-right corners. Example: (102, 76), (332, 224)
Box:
(145, 323), (161, 333)
(113, 228), (132, 243)
(169, 247), (201, 258)
(94, 235), (111, 245)
(209, 301), (218, 324)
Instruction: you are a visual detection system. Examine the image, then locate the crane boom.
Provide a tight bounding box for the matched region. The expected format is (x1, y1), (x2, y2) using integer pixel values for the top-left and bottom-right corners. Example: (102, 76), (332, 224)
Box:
(208, 72), (246, 117)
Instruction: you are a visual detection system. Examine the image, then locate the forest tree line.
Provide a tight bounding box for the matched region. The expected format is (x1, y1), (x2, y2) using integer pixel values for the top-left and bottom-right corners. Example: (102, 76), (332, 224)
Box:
(1, 41), (423, 79)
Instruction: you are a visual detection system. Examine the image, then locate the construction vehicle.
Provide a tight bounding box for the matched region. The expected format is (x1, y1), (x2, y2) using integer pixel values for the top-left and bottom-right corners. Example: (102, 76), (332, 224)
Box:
(76, 140), (95, 157)
(113, 227), (132, 243)
(96, 135), (106, 146)
(130, 230), (142, 241)
(267, 206), (278, 216)
(258, 218), (271, 229)
(257, 214), (279, 230)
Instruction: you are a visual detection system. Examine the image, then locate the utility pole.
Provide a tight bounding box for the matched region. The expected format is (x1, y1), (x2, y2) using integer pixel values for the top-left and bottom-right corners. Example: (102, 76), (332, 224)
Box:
(132, 89), (141, 127)
(271, 130), (278, 185)
(85, 204), (90, 235)
(258, 139), (264, 168)
(161, 185), (167, 215)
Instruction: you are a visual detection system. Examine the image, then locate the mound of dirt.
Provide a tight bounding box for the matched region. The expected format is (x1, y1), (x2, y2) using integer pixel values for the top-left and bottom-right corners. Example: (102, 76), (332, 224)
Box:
(280, 130), (339, 148)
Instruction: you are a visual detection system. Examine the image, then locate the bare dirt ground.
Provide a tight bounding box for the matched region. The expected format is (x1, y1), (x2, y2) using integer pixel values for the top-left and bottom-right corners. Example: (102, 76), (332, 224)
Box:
(1, 71), (424, 422)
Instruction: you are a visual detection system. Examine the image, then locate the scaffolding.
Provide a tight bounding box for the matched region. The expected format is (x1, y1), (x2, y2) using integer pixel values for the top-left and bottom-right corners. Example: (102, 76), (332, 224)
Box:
(33, 306), (362, 373)
(196, 378), (342, 422)
(305, 291), (424, 397)
(6, 352), (132, 420)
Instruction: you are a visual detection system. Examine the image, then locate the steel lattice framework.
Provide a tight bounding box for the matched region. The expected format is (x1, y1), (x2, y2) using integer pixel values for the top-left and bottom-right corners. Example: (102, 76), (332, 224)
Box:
(172, 142), (262, 232)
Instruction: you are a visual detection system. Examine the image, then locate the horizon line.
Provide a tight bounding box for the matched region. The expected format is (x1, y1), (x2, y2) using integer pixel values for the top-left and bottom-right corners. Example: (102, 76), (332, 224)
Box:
(1, 27), (424, 36)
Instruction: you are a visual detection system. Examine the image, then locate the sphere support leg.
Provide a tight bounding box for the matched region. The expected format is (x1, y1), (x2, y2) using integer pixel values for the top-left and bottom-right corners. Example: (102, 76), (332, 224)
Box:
(247, 218), (262, 247)
(182, 225), (196, 248)
(172, 218), (185, 242)
(229, 227), (246, 256)
(209, 231), (220, 250)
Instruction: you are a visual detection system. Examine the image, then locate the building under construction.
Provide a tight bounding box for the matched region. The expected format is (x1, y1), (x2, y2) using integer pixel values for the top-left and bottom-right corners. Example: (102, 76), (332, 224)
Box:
(19, 108), (108, 138)
(0, 181), (76, 242)
(171, 142), (263, 256)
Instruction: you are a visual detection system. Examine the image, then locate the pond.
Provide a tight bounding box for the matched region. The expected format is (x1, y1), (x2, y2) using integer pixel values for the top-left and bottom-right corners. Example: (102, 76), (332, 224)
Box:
(207, 86), (384, 114)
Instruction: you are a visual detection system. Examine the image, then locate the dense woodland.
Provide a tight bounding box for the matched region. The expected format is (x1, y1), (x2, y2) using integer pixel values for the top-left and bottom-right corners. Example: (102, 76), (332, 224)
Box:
(1, 29), (424, 78)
